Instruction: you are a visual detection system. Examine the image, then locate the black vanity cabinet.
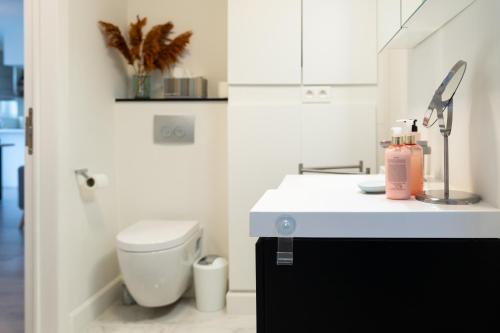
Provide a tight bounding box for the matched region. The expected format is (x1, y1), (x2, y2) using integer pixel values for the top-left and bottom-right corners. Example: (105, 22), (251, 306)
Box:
(256, 237), (500, 333)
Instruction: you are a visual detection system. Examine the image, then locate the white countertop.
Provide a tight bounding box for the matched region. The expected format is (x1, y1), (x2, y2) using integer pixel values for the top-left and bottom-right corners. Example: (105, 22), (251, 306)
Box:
(250, 175), (500, 238)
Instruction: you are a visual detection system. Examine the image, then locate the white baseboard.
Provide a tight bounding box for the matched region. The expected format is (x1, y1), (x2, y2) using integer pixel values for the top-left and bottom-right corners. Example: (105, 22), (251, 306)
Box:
(226, 291), (256, 315)
(69, 276), (122, 333)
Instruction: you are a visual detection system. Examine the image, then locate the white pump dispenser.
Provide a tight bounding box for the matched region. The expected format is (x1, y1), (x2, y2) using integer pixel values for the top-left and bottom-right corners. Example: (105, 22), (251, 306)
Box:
(390, 126), (404, 144)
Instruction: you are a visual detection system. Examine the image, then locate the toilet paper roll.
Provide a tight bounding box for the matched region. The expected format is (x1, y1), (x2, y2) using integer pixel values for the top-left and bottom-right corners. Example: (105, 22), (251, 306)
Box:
(85, 174), (109, 189)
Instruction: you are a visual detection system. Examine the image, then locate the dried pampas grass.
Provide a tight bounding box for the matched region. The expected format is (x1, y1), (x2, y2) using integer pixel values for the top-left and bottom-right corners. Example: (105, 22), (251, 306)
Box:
(142, 22), (174, 72)
(155, 31), (192, 72)
(128, 16), (147, 61)
(98, 16), (192, 76)
(98, 21), (133, 65)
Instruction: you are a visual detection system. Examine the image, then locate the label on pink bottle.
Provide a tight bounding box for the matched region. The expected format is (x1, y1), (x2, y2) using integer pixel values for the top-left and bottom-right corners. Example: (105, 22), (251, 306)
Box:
(387, 159), (409, 190)
(385, 147), (411, 200)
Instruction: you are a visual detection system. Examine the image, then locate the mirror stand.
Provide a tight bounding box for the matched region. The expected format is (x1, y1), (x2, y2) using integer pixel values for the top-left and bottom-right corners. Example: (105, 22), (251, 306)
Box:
(416, 99), (481, 205)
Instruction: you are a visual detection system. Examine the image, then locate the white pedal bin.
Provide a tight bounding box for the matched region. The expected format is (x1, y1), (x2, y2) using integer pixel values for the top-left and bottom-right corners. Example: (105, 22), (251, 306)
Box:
(193, 255), (228, 312)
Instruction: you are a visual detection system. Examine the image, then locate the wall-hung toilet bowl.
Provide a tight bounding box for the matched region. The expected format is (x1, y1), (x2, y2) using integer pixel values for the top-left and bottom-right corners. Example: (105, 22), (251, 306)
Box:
(116, 220), (202, 307)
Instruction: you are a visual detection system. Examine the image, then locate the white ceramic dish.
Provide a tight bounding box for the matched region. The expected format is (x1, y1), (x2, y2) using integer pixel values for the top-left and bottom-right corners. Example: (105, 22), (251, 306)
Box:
(358, 180), (386, 194)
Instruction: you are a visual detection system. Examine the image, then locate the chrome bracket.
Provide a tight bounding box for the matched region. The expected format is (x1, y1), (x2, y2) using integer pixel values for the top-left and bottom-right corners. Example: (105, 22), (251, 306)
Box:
(277, 237), (294, 266)
(275, 216), (296, 266)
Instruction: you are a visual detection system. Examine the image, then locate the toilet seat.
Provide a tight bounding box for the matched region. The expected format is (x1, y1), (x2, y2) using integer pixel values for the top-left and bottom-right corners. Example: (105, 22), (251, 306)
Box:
(117, 220), (200, 253)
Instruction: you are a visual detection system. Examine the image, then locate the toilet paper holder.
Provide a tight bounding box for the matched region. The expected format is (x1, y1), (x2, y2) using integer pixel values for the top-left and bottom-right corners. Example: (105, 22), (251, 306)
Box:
(75, 168), (97, 187)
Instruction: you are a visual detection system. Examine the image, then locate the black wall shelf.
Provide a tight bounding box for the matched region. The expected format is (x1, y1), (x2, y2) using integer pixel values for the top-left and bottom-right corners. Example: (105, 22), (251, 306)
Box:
(116, 98), (228, 102)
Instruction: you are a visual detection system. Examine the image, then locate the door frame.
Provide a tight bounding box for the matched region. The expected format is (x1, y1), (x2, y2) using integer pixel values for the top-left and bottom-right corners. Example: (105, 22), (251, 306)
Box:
(24, 0), (67, 332)
(24, 0), (37, 330)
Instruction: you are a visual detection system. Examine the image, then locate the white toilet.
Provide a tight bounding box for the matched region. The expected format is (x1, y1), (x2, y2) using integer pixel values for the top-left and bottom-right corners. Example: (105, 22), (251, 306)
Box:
(116, 220), (202, 307)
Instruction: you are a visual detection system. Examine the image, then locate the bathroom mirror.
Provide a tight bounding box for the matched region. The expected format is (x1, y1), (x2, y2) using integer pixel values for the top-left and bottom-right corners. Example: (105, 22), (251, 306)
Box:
(417, 60), (481, 205)
(422, 60), (466, 132)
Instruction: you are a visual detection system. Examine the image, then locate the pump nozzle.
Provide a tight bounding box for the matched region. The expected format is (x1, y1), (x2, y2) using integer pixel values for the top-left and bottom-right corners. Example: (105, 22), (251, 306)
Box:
(412, 120), (418, 133)
(397, 119), (417, 132)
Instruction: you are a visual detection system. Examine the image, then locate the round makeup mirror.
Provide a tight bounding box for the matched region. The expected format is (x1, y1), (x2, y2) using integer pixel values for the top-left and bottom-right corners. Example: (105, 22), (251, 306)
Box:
(422, 60), (467, 132)
(442, 62), (467, 101)
(416, 60), (481, 205)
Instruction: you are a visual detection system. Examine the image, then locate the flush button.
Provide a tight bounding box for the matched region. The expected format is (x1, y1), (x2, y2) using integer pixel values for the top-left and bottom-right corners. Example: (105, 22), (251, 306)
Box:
(161, 126), (172, 138)
(174, 126), (185, 137)
(154, 115), (195, 144)
(275, 215), (296, 236)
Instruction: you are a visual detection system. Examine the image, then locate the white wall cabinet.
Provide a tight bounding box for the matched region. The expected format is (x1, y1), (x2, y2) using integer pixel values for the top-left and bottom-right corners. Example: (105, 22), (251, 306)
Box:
(229, 0), (377, 86)
(302, 0), (377, 85)
(377, 0), (401, 52)
(379, 0), (476, 51)
(401, 0), (425, 24)
(227, 88), (377, 301)
(227, 0), (379, 311)
(228, 102), (302, 291)
(228, 0), (302, 84)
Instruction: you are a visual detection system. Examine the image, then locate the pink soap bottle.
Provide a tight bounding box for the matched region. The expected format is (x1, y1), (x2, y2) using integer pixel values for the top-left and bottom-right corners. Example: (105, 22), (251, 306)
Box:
(385, 127), (411, 200)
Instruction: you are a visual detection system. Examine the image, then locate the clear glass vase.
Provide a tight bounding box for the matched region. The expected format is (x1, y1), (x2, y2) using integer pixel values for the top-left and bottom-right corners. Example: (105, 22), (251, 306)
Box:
(131, 74), (151, 99)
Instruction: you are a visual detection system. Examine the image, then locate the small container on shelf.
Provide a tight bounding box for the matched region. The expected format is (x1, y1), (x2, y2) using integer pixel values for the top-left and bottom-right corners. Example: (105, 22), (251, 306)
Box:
(164, 77), (207, 99)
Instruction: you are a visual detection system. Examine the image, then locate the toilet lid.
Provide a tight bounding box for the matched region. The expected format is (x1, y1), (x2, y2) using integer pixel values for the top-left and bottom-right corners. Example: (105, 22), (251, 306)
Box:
(116, 220), (200, 252)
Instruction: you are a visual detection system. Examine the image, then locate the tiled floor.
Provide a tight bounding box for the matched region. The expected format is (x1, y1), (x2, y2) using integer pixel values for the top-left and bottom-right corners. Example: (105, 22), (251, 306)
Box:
(84, 298), (256, 333)
(0, 188), (24, 333)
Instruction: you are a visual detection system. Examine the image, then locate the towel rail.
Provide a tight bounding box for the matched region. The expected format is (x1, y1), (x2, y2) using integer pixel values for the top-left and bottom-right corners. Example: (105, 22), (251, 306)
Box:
(298, 161), (371, 175)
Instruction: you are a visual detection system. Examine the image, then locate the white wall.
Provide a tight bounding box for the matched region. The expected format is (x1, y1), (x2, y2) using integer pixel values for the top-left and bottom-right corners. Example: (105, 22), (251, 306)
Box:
(127, 0), (227, 98)
(384, 0), (500, 206)
(376, 49), (409, 167)
(114, 102), (228, 258)
(60, 1), (127, 332)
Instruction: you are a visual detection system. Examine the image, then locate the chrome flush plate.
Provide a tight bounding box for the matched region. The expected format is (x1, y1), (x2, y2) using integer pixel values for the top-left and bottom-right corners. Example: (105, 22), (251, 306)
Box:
(154, 115), (195, 144)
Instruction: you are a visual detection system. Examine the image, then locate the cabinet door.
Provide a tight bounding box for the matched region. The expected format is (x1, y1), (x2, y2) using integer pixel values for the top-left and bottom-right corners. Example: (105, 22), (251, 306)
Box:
(228, 0), (302, 84)
(303, 0), (377, 85)
(377, 0), (401, 52)
(401, 0), (424, 25)
(228, 103), (301, 290)
(257, 238), (500, 333)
